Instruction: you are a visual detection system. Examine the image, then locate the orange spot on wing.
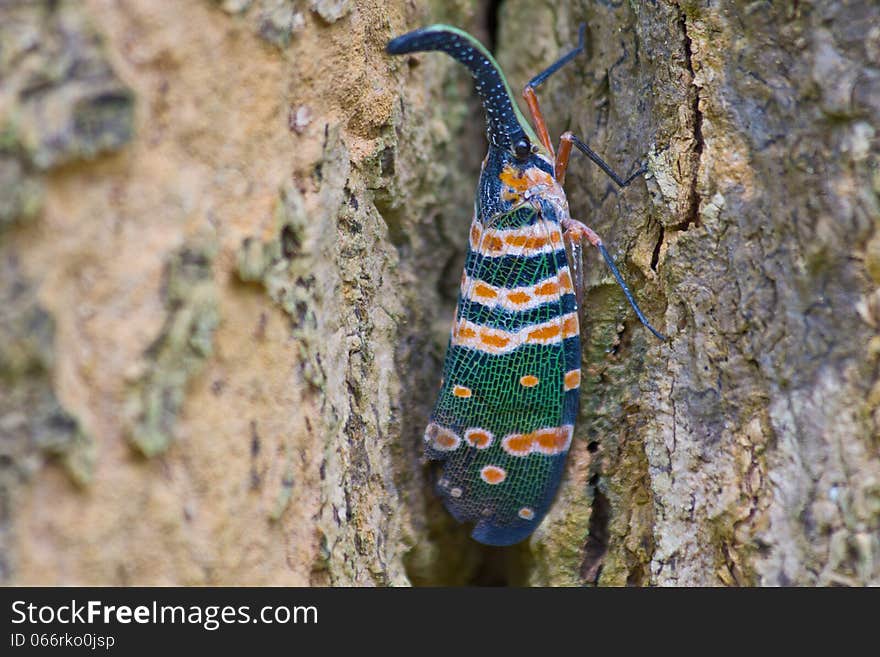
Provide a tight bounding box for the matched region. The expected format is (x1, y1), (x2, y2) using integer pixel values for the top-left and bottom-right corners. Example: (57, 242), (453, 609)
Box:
(458, 326), (477, 339)
(474, 283), (497, 299)
(427, 424), (461, 452)
(530, 236), (549, 249)
(564, 369), (581, 390)
(535, 281), (560, 296)
(520, 375), (539, 387)
(506, 291), (531, 305)
(485, 236), (504, 251)
(480, 465), (507, 485)
(470, 224), (481, 244)
(465, 429), (493, 449)
(436, 433), (459, 448)
(536, 429), (568, 452)
(563, 315), (579, 337)
(558, 270), (574, 292)
(527, 324), (561, 342)
(533, 427), (572, 455)
(503, 426), (572, 457)
(502, 234), (549, 250)
(518, 507), (535, 520)
(480, 331), (511, 349)
(502, 433), (534, 456)
(453, 385), (472, 398)
(550, 231), (563, 245)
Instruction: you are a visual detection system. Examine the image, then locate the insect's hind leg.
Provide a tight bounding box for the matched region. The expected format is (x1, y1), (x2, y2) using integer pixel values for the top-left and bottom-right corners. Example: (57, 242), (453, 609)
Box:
(523, 23), (587, 156)
(562, 217), (666, 341)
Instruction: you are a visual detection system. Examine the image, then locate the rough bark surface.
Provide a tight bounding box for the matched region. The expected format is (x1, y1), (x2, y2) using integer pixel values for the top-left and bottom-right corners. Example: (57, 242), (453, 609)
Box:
(1, 0), (877, 586)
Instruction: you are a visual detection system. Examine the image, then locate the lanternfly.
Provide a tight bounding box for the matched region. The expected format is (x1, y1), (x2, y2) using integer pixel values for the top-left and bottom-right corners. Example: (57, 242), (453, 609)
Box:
(388, 24), (665, 546)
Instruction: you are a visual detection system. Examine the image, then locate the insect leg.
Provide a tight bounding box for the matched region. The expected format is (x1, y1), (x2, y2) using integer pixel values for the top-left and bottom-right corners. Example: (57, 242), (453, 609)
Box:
(523, 23), (587, 157)
(562, 217), (666, 341)
(527, 23), (587, 89)
(556, 132), (646, 188)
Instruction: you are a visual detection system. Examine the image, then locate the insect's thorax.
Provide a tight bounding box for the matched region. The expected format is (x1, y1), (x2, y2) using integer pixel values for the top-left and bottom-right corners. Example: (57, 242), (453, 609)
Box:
(477, 146), (570, 225)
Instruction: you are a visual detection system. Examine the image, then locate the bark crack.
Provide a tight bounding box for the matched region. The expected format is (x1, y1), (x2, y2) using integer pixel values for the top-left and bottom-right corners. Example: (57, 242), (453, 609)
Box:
(485, 0), (504, 52)
(670, 373), (678, 463)
(650, 224), (665, 272)
(581, 474), (610, 584)
(679, 11), (704, 231)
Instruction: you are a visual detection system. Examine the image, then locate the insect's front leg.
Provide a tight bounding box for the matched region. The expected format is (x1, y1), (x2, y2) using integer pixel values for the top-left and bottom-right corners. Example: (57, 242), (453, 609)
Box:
(522, 23), (587, 157)
(562, 216), (666, 341)
(555, 132), (647, 188)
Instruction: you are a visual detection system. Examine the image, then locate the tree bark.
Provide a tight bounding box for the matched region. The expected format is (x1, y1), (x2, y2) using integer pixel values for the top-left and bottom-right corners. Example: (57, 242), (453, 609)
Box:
(1, 0), (877, 586)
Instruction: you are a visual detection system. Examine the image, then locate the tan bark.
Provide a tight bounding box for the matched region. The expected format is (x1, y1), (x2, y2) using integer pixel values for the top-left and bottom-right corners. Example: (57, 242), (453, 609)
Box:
(1, 0), (877, 586)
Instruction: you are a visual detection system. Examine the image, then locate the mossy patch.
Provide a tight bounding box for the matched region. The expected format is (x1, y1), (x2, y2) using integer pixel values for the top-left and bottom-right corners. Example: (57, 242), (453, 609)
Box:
(126, 236), (220, 457)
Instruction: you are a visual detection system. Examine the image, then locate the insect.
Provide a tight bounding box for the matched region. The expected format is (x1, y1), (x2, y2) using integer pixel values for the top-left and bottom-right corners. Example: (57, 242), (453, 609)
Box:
(387, 24), (665, 546)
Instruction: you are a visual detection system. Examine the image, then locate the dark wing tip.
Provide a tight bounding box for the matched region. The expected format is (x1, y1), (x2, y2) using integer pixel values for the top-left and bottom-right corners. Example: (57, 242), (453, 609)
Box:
(471, 518), (536, 547)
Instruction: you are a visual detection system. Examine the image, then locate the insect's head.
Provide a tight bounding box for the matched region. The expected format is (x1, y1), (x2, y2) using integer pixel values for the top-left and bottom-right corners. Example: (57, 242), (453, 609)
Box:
(387, 25), (545, 159)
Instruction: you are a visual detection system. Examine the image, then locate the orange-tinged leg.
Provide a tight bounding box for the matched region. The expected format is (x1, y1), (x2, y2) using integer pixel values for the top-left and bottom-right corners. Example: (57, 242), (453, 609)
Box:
(522, 24), (588, 159)
(555, 132), (574, 184)
(523, 87), (554, 156)
(522, 26), (646, 187)
(561, 217), (601, 248)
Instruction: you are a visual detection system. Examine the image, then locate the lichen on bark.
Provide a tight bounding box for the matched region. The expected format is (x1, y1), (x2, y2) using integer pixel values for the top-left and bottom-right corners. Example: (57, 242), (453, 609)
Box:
(0, 0), (134, 170)
(0, 148), (44, 230)
(126, 236), (220, 457)
(0, 255), (93, 580)
(0, 0), (135, 584)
